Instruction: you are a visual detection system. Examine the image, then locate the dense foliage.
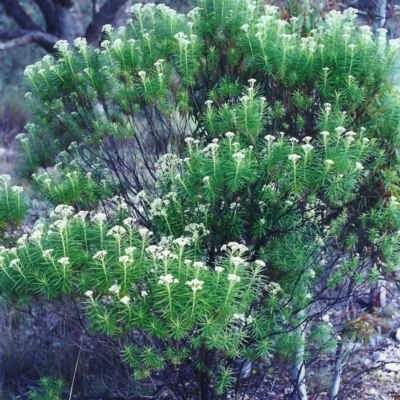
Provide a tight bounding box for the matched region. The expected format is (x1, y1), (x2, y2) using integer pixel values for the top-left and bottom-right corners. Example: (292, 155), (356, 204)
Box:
(1, 0), (400, 398)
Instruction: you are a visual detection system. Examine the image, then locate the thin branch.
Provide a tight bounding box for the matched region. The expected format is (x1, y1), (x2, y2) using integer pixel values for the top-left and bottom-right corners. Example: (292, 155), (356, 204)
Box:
(0, 0), (42, 31)
(0, 30), (59, 51)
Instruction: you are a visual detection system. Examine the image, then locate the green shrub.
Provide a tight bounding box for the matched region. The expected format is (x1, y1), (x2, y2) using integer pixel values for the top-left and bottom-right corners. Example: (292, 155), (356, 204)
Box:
(2, 0), (400, 398)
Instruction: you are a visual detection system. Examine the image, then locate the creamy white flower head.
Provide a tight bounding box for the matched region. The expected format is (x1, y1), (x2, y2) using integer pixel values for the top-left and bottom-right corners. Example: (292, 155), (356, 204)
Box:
(320, 131), (330, 137)
(232, 152), (245, 162)
(389, 196), (400, 206)
(16, 234), (28, 248)
(173, 237), (190, 247)
(184, 137), (195, 144)
(348, 43), (356, 51)
(289, 137), (299, 144)
(267, 282), (281, 295)
(71, 210), (87, 222)
(11, 186), (23, 193)
(241, 24), (250, 33)
(102, 24), (113, 34)
(42, 249), (54, 259)
(58, 257), (70, 266)
(119, 255), (132, 264)
(226, 242), (248, 256)
(54, 204), (75, 219)
(109, 283), (121, 294)
(193, 261), (207, 269)
(54, 40), (69, 53)
(301, 144), (314, 154)
(73, 37), (87, 49)
(146, 245), (160, 256)
(123, 217), (136, 227)
(233, 313), (246, 322)
(29, 230), (43, 244)
(9, 258), (20, 268)
(141, 290), (148, 297)
(124, 247), (136, 256)
(265, 135), (276, 143)
(288, 154), (301, 162)
(158, 274), (179, 285)
(85, 290), (93, 297)
(53, 219), (68, 231)
(215, 266), (224, 273)
(255, 260), (266, 267)
(324, 159), (334, 166)
(107, 225), (127, 238)
(138, 70), (147, 80)
(101, 40), (111, 49)
(355, 162), (363, 171)
(0, 174), (11, 184)
(91, 212), (107, 223)
(112, 38), (123, 50)
(225, 131), (235, 138)
(159, 249), (178, 262)
(93, 250), (107, 261)
(227, 273), (241, 283)
(186, 278), (204, 291)
(120, 296), (130, 305)
(335, 126), (346, 134)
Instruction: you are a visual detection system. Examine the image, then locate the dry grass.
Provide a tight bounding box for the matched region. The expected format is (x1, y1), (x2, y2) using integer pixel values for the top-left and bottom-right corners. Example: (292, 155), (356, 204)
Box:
(0, 300), (139, 399)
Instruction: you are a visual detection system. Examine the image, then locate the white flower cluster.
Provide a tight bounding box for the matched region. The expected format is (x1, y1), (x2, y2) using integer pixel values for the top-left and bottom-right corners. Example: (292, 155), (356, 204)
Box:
(233, 313), (254, 325)
(149, 192), (177, 219)
(158, 274), (179, 286)
(51, 204), (75, 219)
(186, 278), (204, 292)
(221, 242), (248, 256)
(155, 153), (181, 185)
(107, 225), (126, 239)
(184, 223), (210, 240)
(266, 282), (281, 295)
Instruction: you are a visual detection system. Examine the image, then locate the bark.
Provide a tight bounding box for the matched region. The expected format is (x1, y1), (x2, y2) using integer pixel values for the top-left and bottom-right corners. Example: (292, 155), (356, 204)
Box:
(329, 338), (344, 400)
(85, 0), (128, 44)
(0, 0), (128, 52)
(0, 0), (42, 31)
(32, 0), (58, 35)
(291, 311), (308, 400)
(53, 0), (84, 43)
(0, 30), (59, 50)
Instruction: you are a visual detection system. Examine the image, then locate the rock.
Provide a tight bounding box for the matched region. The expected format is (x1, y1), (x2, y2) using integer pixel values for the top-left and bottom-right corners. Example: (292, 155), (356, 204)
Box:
(375, 352), (387, 362)
(385, 362), (400, 372)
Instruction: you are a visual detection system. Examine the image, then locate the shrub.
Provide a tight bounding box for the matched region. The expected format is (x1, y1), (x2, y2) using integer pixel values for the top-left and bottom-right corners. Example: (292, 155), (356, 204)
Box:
(2, 0), (400, 398)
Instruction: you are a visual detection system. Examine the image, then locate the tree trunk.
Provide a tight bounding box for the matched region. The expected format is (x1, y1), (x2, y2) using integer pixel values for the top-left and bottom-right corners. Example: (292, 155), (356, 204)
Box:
(54, 0), (84, 43)
(291, 312), (308, 400)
